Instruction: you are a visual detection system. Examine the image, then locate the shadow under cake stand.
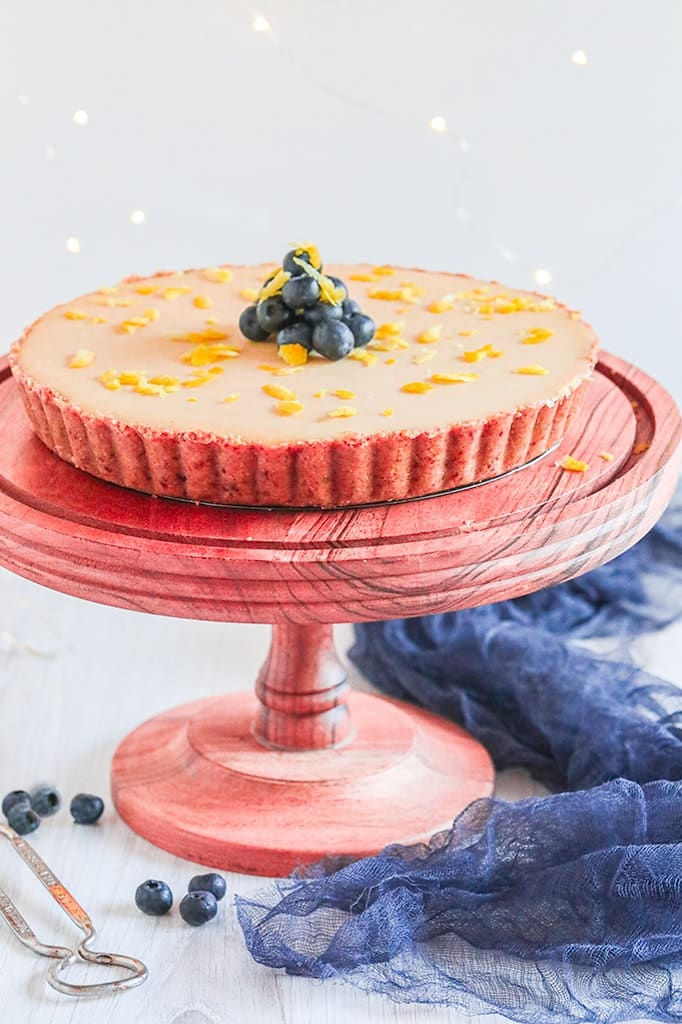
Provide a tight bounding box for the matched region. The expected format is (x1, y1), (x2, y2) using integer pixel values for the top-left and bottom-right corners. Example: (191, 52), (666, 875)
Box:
(0, 352), (679, 876)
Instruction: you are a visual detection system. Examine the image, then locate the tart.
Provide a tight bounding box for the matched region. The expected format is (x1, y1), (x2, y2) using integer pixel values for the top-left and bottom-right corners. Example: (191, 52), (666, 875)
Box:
(9, 260), (598, 508)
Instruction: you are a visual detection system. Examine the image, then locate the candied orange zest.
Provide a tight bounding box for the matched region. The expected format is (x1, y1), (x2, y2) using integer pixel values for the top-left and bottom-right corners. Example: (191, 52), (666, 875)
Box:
(558, 455), (589, 472)
(279, 343), (309, 367)
(276, 399), (304, 416)
(461, 343), (503, 363)
(401, 381), (433, 394)
(135, 381), (166, 396)
(348, 349), (378, 367)
(327, 406), (357, 418)
(427, 296), (455, 314)
(417, 326), (442, 344)
(68, 349), (95, 368)
(514, 364), (549, 375)
(521, 327), (554, 344)
(263, 383), (297, 401)
(430, 372), (479, 384)
(293, 243), (322, 270)
(203, 267), (233, 284)
(161, 287), (193, 300)
(181, 343), (239, 366)
(375, 321), (405, 339)
(369, 337), (409, 352)
(413, 351), (437, 365)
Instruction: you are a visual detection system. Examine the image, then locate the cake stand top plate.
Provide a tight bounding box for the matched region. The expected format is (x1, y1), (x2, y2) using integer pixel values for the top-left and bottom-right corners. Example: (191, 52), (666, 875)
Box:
(0, 353), (679, 623)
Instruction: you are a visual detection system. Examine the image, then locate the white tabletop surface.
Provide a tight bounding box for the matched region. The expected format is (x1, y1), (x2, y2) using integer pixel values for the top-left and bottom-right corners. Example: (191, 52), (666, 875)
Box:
(0, 572), (680, 1024)
(1, 1), (680, 1020)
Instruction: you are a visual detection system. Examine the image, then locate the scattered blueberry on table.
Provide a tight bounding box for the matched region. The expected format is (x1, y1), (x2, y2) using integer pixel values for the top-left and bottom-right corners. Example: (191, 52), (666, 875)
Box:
(2, 790), (31, 818)
(135, 880), (174, 917)
(6, 804), (40, 836)
(70, 793), (105, 824)
(238, 245), (375, 362)
(30, 784), (62, 817)
(179, 891), (218, 927)
(188, 872), (227, 902)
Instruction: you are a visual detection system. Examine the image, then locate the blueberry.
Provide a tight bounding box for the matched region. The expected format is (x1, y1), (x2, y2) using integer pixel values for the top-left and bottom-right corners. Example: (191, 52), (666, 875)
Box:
(327, 276), (348, 301)
(7, 805), (40, 836)
(345, 313), (375, 348)
(135, 879), (173, 916)
(2, 790), (31, 818)
(342, 297), (361, 318)
(282, 274), (320, 310)
(70, 793), (104, 825)
(277, 322), (313, 351)
(188, 873), (227, 902)
(30, 784), (62, 818)
(179, 891), (218, 927)
(239, 304), (270, 342)
(256, 296), (294, 334)
(312, 320), (355, 361)
(282, 249), (321, 276)
(303, 302), (343, 326)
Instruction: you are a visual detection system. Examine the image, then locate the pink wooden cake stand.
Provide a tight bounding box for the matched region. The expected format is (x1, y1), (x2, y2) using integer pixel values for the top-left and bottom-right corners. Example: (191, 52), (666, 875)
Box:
(0, 353), (679, 876)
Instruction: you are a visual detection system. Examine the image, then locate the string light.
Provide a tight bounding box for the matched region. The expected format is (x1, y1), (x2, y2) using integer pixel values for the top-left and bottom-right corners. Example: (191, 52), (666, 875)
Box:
(65, 237), (81, 254)
(253, 15), (270, 31)
(72, 109), (89, 126)
(571, 50), (588, 66)
(429, 115), (448, 133)
(130, 209), (146, 225)
(534, 268), (553, 285)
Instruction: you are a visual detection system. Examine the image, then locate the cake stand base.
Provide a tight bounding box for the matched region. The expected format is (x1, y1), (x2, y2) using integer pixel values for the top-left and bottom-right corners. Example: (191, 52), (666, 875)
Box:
(112, 691), (493, 876)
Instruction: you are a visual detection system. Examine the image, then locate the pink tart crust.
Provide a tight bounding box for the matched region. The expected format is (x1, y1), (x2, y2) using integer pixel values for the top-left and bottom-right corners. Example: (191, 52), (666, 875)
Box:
(8, 264), (599, 508)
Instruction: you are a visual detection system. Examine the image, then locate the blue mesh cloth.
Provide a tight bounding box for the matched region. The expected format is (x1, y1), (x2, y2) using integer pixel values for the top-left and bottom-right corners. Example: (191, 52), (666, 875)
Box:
(236, 496), (682, 1024)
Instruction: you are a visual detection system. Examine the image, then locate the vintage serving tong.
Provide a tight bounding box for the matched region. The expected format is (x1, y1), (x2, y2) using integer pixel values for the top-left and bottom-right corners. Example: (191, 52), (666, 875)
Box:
(0, 823), (148, 996)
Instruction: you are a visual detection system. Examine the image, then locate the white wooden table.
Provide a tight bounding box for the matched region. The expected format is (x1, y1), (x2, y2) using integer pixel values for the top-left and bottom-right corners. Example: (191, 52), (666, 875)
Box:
(0, 563), (679, 1024)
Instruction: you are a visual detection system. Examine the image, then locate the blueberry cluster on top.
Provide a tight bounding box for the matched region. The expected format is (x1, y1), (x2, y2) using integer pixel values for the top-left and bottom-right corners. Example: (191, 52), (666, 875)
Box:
(238, 245), (375, 363)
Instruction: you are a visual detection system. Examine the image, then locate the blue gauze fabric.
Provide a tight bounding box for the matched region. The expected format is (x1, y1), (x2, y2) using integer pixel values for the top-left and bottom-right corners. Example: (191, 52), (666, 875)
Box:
(236, 496), (682, 1024)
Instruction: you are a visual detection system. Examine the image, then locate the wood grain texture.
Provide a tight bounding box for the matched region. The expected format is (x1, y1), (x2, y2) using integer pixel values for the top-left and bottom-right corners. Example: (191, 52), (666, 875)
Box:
(252, 623), (352, 750)
(0, 354), (679, 625)
(112, 691), (494, 876)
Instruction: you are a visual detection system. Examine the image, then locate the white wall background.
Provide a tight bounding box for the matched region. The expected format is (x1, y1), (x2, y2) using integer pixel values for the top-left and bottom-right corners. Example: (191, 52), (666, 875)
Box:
(1, 0), (681, 401)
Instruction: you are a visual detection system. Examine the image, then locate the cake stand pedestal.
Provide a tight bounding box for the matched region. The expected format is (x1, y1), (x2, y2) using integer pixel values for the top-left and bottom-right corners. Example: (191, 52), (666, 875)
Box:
(0, 353), (679, 875)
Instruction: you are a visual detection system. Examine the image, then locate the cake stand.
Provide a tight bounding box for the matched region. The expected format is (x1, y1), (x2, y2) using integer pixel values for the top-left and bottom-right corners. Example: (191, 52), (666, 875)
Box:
(0, 353), (679, 876)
